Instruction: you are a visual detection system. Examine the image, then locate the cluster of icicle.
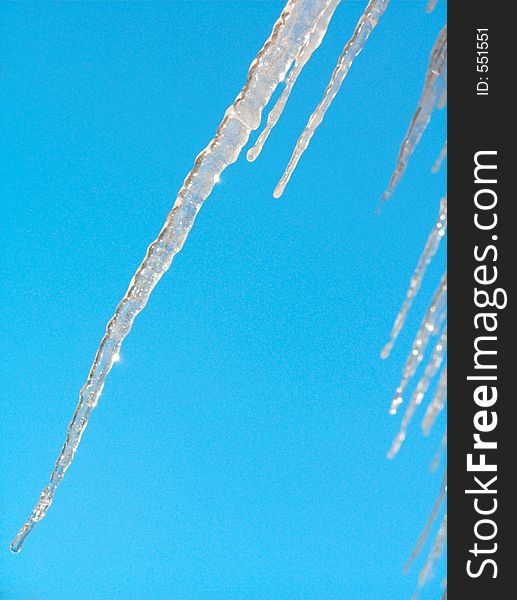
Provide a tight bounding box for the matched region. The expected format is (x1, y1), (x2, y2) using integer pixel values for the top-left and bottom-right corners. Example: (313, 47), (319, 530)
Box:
(380, 9), (447, 599)
(247, 0), (446, 205)
(13, 0), (399, 555)
(12, 0), (448, 597)
(249, 0), (392, 198)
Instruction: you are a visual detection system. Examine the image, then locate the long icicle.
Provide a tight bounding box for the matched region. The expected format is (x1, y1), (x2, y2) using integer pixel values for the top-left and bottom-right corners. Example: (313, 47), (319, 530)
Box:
(10, 0), (334, 554)
(387, 326), (446, 458)
(404, 470), (447, 573)
(389, 272), (447, 415)
(382, 25), (447, 201)
(273, 0), (391, 198)
(247, 0), (341, 163)
(381, 197), (447, 359)
(422, 365), (447, 435)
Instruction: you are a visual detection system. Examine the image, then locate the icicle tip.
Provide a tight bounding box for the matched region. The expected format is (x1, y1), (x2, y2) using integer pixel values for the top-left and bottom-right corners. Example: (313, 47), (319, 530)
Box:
(247, 147), (260, 162)
(10, 523), (33, 554)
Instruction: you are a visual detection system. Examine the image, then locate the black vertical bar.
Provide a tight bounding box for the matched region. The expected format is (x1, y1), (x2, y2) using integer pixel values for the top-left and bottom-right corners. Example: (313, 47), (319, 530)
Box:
(449, 1), (514, 596)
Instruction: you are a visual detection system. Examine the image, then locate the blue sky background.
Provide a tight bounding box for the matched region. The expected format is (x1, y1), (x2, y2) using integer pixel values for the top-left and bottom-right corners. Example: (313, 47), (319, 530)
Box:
(1, 1), (446, 598)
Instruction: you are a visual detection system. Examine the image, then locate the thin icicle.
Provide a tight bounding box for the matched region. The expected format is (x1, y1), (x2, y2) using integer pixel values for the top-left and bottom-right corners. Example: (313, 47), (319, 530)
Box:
(274, 0), (391, 198)
(387, 326), (446, 458)
(418, 513), (447, 588)
(10, 0), (333, 554)
(389, 272), (447, 415)
(382, 25), (447, 201)
(432, 141), (447, 173)
(430, 429), (447, 473)
(381, 197), (447, 359)
(422, 365), (447, 435)
(426, 0), (439, 14)
(404, 470), (447, 573)
(247, 0), (341, 163)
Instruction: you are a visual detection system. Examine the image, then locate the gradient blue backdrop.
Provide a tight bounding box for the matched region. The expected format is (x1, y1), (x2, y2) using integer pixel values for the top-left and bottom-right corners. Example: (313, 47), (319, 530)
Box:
(1, 1), (447, 598)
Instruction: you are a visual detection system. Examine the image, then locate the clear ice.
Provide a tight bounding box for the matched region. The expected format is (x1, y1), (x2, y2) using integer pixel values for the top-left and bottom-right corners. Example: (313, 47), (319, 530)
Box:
(11, 0), (334, 554)
(12, 2), (448, 595)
